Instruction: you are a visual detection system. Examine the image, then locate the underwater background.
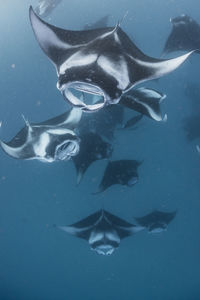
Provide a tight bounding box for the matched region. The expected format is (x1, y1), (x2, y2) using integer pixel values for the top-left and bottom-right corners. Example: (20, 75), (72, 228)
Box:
(0, 0), (200, 299)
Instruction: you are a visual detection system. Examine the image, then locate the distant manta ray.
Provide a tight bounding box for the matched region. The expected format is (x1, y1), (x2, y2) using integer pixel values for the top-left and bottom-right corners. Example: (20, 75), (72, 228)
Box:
(57, 209), (143, 255)
(134, 210), (177, 233)
(84, 15), (110, 30)
(29, 6), (194, 112)
(35, 0), (62, 18)
(163, 14), (200, 55)
(95, 160), (142, 194)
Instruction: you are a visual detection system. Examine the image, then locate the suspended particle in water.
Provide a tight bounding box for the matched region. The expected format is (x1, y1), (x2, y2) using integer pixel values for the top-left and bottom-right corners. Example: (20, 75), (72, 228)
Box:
(36, 100), (41, 106)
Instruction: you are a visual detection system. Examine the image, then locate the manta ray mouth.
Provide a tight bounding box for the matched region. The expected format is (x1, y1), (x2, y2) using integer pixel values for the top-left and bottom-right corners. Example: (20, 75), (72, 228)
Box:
(61, 82), (106, 112)
(55, 140), (80, 161)
(93, 245), (115, 256)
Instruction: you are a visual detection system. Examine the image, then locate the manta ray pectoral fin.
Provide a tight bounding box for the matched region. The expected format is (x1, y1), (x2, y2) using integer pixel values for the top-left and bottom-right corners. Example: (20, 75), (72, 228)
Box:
(117, 224), (145, 236)
(149, 51), (195, 79)
(29, 6), (70, 66)
(130, 51), (195, 85)
(57, 225), (79, 236)
(29, 6), (112, 67)
(120, 89), (166, 121)
(65, 106), (83, 129)
(0, 140), (25, 159)
(57, 225), (92, 239)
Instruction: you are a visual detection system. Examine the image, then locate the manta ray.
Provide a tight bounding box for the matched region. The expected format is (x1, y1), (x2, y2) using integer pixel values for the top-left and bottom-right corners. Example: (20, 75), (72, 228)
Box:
(29, 6), (194, 112)
(57, 209), (143, 255)
(163, 14), (200, 55)
(134, 210), (177, 233)
(79, 101), (124, 140)
(35, 0), (62, 18)
(0, 108), (81, 162)
(95, 159), (142, 193)
(84, 15), (110, 30)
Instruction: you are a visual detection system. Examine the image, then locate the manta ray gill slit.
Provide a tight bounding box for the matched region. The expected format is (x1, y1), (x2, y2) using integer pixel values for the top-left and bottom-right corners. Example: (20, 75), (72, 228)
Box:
(61, 82), (105, 112)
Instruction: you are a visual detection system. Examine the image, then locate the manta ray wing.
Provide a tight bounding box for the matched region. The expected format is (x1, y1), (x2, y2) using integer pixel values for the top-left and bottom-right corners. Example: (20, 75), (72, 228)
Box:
(29, 6), (113, 66)
(135, 210), (177, 227)
(113, 27), (194, 87)
(33, 107), (82, 129)
(0, 125), (36, 159)
(104, 210), (142, 238)
(72, 132), (113, 185)
(120, 87), (166, 121)
(58, 210), (102, 240)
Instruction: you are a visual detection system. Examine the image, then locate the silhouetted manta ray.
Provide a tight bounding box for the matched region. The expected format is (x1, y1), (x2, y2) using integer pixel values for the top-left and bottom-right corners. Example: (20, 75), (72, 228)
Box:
(29, 6), (194, 112)
(163, 14), (200, 55)
(72, 132), (113, 184)
(35, 0), (62, 18)
(0, 108), (81, 162)
(84, 15), (110, 30)
(134, 210), (177, 233)
(79, 101), (124, 140)
(183, 115), (200, 141)
(95, 159), (142, 193)
(57, 209), (143, 255)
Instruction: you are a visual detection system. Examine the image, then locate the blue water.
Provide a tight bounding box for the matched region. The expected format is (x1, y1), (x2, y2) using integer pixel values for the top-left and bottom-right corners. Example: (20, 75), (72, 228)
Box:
(0, 1), (200, 299)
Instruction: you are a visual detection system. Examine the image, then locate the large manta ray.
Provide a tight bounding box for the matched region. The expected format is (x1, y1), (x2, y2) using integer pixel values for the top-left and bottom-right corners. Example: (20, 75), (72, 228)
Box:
(29, 6), (194, 112)
(163, 14), (200, 55)
(0, 108), (81, 162)
(35, 0), (62, 18)
(57, 209), (143, 255)
(134, 210), (177, 233)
